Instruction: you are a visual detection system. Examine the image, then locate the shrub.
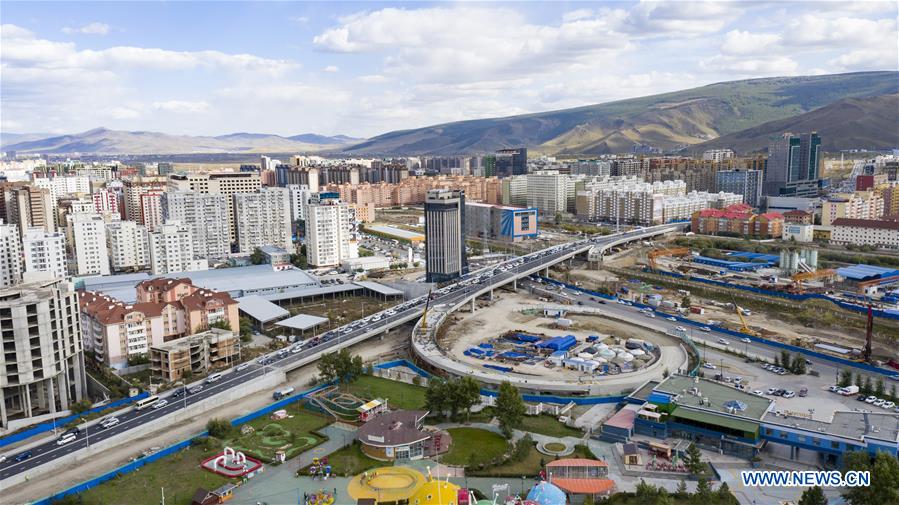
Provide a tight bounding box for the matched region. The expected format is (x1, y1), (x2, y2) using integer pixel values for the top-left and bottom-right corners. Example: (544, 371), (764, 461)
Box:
(206, 418), (233, 439)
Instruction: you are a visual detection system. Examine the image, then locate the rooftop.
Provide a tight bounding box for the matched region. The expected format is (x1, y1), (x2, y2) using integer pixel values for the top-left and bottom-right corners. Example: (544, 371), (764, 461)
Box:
(653, 375), (773, 422)
(762, 411), (899, 444)
(354, 281), (403, 296)
(356, 410), (430, 447)
(366, 225), (425, 241)
(831, 218), (899, 230)
(236, 295), (289, 323)
(275, 313), (328, 331)
(836, 264), (899, 281)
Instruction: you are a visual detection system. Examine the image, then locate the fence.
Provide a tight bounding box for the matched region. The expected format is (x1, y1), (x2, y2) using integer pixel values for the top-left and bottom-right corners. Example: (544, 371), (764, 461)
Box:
(373, 359), (432, 378)
(479, 388), (625, 406)
(539, 276), (898, 377)
(33, 382), (333, 504)
(0, 392), (150, 449)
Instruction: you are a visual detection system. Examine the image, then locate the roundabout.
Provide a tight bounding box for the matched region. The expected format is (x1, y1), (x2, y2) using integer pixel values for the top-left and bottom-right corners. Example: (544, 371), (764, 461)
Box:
(536, 441), (574, 457)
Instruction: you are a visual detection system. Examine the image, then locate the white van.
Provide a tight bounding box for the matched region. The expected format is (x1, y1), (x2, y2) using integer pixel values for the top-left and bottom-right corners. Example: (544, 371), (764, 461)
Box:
(205, 372), (223, 384)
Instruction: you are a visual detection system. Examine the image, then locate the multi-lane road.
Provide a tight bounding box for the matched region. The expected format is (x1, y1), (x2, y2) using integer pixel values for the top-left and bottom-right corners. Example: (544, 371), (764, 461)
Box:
(0, 224), (684, 480)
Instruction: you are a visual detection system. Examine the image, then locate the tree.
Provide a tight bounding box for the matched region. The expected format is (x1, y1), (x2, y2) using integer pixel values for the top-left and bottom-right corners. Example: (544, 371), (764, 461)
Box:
(681, 295), (692, 308)
(675, 480), (688, 499)
(792, 353), (806, 375)
(206, 418), (232, 439)
(209, 319), (232, 331)
(317, 349), (364, 388)
(425, 380), (449, 419)
(692, 478), (712, 505)
(875, 377), (885, 398)
(635, 479), (659, 505)
(495, 381), (526, 438)
(716, 481), (737, 504)
(456, 376), (482, 421)
(838, 369), (853, 388)
(780, 350), (792, 372)
(842, 452), (899, 505)
(862, 376), (874, 396)
(684, 442), (705, 475)
(250, 247), (266, 265)
(890, 384), (897, 401)
(798, 486), (828, 505)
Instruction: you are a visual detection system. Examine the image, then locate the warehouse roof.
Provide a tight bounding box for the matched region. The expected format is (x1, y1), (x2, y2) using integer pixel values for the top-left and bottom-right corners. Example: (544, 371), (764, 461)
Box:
(354, 281), (404, 296)
(654, 375), (772, 421)
(236, 295), (289, 323)
(275, 313), (328, 330)
(836, 264), (899, 281)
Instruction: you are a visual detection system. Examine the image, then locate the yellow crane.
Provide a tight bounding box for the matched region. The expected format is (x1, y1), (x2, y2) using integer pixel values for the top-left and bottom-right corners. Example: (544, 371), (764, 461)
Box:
(419, 289), (433, 331)
(647, 247), (692, 272)
(790, 269), (837, 294)
(730, 295), (759, 336)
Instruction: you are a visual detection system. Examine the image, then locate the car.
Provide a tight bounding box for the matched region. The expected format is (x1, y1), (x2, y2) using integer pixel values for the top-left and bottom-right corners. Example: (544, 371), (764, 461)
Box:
(644, 312), (655, 318)
(100, 417), (119, 429)
(291, 345), (303, 354)
(702, 362), (716, 370)
(700, 327), (712, 332)
(752, 390), (764, 396)
(667, 317), (677, 322)
(858, 394), (869, 402)
(723, 376), (732, 383)
(798, 388), (808, 397)
(882, 401), (895, 410)
(57, 433), (77, 446)
(741, 337), (751, 343)
(873, 399), (886, 407)
(676, 326), (687, 332)
(152, 399), (168, 409)
(188, 386), (203, 394)
(828, 385), (840, 392)
(733, 376), (743, 383)
(782, 391), (795, 399)
(865, 396), (878, 403)
(766, 387), (778, 395)
(171, 388), (185, 398)
(64, 427), (81, 437)
(716, 338), (729, 345)
(13, 451), (33, 462)
(236, 363), (250, 372)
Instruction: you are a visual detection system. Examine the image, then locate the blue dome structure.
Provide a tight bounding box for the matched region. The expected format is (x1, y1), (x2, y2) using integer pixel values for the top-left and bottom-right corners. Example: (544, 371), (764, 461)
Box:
(526, 481), (566, 505)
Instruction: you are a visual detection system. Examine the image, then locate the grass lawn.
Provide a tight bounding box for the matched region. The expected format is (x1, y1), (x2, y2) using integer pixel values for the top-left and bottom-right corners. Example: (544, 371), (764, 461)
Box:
(316, 442), (383, 477)
(441, 428), (509, 467)
(517, 414), (583, 439)
(226, 410), (330, 462)
(468, 441), (596, 478)
(78, 445), (232, 505)
(346, 375), (426, 410)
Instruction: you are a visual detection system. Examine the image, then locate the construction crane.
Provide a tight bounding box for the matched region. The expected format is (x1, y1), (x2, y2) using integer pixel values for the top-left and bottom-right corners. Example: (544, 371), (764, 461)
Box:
(419, 289), (433, 331)
(647, 247), (692, 272)
(790, 269), (837, 294)
(730, 295), (759, 337)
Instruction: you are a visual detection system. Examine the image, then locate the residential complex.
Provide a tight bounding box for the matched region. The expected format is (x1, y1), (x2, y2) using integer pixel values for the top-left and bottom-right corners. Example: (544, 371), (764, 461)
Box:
(829, 218), (899, 249)
(106, 220), (150, 272)
(691, 204), (785, 239)
(22, 227), (67, 280)
(764, 132), (822, 197)
(233, 187), (292, 253)
(305, 193), (359, 268)
(148, 221), (207, 275)
(0, 221), (23, 288)
(821, 191), (884, 226)
(425, 189), (467, 283)
(67, 213), (111, 276)
(163, 191), (231, 259)
(149, 328), (239, 382)
(0, 277), (86, 429)
(715, 169), (763, 207)
(167, 172), (261, 242)
(526, 171), (574, 216)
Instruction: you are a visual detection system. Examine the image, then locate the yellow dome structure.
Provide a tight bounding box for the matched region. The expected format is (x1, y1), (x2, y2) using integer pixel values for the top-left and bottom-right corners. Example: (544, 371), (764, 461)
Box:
(346, 466), (427, 503)
(410, 479), (462, 505)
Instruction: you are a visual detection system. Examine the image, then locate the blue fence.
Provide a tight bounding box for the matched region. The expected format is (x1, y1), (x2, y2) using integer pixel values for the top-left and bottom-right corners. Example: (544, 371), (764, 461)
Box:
(374, 359), (432, 378)
(0, 392), (150, 449)
(653, 270), (899, 321)
(540, 276), (899, 378)
(479, 388), (625, 406)
(33, 436), (196, 505)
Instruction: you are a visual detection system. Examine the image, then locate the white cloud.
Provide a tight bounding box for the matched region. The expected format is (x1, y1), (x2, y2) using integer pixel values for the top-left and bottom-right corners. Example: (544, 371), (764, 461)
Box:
(562, 9), (594, 22)
(323, 65), (339, 72)
(700, 55), (799, 76)
(358, 74), (388, 83)
(62, 22), (110, 35)
(152, 100), (210, 113)
(720, 30), (781, 56)
(785, 15), (896, 47)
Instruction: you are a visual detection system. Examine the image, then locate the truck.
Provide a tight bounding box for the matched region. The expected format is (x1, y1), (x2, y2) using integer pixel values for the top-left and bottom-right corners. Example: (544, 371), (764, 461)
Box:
(272, 386), (295, 400)
(838, 385), (859, 396)
(690, 307), (705, 315)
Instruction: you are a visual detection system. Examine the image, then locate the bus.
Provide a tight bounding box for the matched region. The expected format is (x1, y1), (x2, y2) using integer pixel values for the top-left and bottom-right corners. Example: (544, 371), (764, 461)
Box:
(135, 395), (159, 411)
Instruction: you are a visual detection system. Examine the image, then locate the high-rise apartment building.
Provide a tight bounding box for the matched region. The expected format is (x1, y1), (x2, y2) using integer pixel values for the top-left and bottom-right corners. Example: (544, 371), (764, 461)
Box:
(22, 227), (67, 280)
(148, 222), (206, 275)
(501, 175), (528, 207)
(33, 175), (91, 204)
(286, 184), (313, 224)
(67, 213), (110, 276)
(305, 193), (358, 268)
(764, 132), (821, 197)
(167, 172), (261, 242)
(527, 171), (571, 216)
(495, 148), (527, 177)
(5, 185), (55, 237)
(122, 176), (167, 224)
(0, 277), (86, 429)
(163, 191), (231, 259)
(106, 220), (150, 271)
(425, 189), (467, 283)
(716, 170), (763, 207)
(0, 221), (23, 288)
(232, 187), (292, 253)
(821, 191), (884, 226)
(91, 188), (120, 215)
(702, 149), (735, 162)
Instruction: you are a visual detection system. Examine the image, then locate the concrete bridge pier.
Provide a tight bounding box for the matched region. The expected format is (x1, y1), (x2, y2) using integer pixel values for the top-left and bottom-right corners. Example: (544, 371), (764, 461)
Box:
(471, 299), (476, 313)
(489, 289), (494, 301)
(543, 267), (550, 277)
(512, 278), (517, 290)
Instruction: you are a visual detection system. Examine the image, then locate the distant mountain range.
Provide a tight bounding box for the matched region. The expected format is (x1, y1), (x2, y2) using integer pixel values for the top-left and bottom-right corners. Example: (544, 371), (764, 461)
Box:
(343, 71), (899, 156)
(3, 71), (897, 156)
(0, 128), (363, 155)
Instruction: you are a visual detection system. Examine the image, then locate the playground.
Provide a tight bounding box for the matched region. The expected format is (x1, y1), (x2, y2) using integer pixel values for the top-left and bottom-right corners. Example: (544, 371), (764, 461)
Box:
(346, 466), (428, 503)
(304, 385), (370, 421)
(224, 410), (330, 462)
(200, 447), (265, 478)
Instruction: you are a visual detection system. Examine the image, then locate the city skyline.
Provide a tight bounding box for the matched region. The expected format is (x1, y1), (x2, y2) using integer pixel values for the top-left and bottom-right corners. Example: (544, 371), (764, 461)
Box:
(2, 1), (897, 138)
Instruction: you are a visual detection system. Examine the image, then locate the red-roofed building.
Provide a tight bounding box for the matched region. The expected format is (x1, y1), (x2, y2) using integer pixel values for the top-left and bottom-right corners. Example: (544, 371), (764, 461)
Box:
(546, 459), (616, 502)
(691, 204), (784, 239)
(783, 210), (813, 224)
(80, 279), (239, 369)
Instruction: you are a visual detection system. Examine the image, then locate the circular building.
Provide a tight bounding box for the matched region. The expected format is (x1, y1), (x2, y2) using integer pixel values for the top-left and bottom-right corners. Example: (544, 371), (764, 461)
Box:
(526, 481), (566, 505)
(356, 410), (441, 461)
(410, 479), (461, 505)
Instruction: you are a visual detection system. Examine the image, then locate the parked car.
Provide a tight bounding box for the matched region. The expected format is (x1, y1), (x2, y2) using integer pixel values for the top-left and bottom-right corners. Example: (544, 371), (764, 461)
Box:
(828, 385), (840, 392)
(766, 387), (778, 395)
(865, 396), (878, 403)
(752, 390), (764, 396)
(782, 391), (796, 399)
(882, 401), (895, 410)
(799, 387), (808, 397)
(858, 394), (869, 402)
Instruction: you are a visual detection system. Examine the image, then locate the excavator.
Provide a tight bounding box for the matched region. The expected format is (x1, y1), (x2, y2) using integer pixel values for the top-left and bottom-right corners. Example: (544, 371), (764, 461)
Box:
(647, 247), (692, 272)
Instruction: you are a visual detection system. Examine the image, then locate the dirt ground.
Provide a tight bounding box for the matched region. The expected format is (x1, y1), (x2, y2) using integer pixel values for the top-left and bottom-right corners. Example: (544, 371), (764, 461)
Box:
(439, 293), (679, 381)
(3, 330), (414, 505)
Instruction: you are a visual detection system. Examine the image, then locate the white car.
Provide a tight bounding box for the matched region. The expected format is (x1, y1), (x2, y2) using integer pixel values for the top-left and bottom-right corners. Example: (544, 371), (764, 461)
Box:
(0, 454), (7, 464)
(782, 391), (796, 399)
(881, 401), (895, 410)
(741, 337), (751, 343)
(236, 363), (250, 372)
(873, 399), (886, 407)
(56, 433), (77, 446)
(752, 390), (764, 396)
(767, 387), (778, 395)
(865, 396), (878, 403)
(152, 399), (168, 409)
(828, 385), (839, 392)
(701, 327), (712, 332)
(100, 417), (120, 429)
(702, 362), (716, 370)
(717, 338), (729, 345)
(667, 316), (677, 322)
(644, 312), (655, 318)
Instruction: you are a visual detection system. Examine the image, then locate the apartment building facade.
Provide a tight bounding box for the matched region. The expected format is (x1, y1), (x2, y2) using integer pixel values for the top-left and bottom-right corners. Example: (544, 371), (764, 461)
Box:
(22, 227), (67, 280)
(232, 187), (292, 253)
(163, 191), (231, 260)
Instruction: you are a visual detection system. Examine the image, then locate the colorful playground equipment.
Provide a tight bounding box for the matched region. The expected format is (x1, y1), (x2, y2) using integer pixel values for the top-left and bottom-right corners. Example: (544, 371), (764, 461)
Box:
(308, 457), (333, 480)
(304, 489), (335, 505)
(346, 466), (428, 503)
(200, 446), (264, 478)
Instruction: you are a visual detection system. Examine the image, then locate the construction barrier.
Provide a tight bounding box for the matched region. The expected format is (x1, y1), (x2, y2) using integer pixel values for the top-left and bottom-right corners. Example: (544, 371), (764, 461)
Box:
(0, 392), (150, 448)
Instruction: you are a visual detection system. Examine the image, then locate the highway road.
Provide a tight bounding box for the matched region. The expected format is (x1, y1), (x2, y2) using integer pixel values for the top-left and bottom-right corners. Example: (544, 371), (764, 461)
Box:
(0, 224), (683, 480)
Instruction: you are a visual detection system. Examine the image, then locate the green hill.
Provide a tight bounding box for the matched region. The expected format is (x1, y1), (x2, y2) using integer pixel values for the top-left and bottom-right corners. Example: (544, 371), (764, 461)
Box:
(343, 71), (899, 155)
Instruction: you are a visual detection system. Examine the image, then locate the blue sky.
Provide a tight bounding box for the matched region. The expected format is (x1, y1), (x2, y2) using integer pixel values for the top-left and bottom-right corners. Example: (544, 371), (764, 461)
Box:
(2, 1), (896, 138)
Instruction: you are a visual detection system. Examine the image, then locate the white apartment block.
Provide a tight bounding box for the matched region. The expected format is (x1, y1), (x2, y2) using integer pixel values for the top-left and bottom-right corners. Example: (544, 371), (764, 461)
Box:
(287, 184), (313, 223)
(232, 187), (292, 253)
(122, 176), (167, 224)
(830, 219), (899, 249)
(22, 227), (67, 280)
(0, 221), (23, 288)
(167, 172), (261, 243)
(91, 188), (120, 214)
(163, 191), (230, 259)
(306, 195), (358, 267)
(106, 220), (150, 271)
(822, 192), (884, 226)
(33, 175), (91, 204)
(140, 190), (165, 232)
(68, 213), (111, 276)
(148, 221), (208, 275)
(702, 149), (735, 162)
(526, 171), (570, 216)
